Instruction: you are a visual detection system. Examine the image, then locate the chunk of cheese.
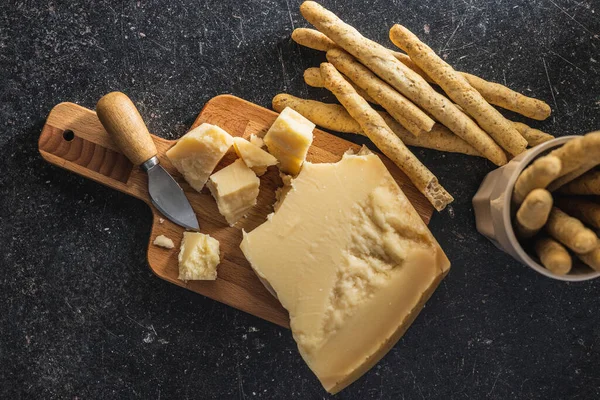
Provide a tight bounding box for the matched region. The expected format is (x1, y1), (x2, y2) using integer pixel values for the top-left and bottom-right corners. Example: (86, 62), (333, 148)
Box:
(263, 107), (314, 175)
(233, 137), (278, 176)
(153, 234), (174, 249)
(166, 123), (234, 192)
(178, 232), (220, 281)
(240, 151), (450, 393)
(207, 159), (260, 226)
(249, 134), (264, 148)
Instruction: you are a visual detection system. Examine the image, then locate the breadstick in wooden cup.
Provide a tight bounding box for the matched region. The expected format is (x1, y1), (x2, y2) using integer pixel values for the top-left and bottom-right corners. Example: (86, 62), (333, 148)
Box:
(577, 247), (600, 272)
(512, 155), (562, 205)
(299, 1), (507, 166)
(545, 207), (598, 254)
(389, 24), (527, 157)
(555, 197), (600, 229)
(534, 237), (572, 275)
(319, 62), (454, 211)
(326, 48), (435, 136)
(558, 169), (600, 195)
(547, 132), (600, 191)
(515, 189), (553, 238)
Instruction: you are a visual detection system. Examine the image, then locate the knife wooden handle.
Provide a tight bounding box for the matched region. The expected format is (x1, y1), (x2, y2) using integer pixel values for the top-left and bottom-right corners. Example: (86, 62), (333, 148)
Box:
(96, 92), (158, 165)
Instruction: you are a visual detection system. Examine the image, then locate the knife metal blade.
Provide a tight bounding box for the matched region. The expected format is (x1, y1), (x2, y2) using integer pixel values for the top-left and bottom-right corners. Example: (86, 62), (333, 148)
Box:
(143, 157), (199, 231)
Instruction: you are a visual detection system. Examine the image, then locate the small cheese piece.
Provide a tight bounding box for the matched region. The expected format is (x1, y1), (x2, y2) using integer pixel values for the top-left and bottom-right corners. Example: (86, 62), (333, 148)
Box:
(264, 107), (314, 175)
(153, 234), (174, 249)
(249, 134), (264, 148)
(178, 232), (220, 281)
(233, 137), (278, 176)
(166, 123), (234, 192)
(240, 151), (450, 393)
(207, 159), (260, 226)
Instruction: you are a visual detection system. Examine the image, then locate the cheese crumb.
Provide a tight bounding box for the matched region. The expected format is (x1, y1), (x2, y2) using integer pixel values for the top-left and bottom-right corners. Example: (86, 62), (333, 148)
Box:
(153, 234), (174, 249)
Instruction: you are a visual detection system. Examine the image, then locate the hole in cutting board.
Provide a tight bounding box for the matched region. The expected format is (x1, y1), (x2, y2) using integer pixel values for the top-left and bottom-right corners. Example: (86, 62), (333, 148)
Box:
(62, 129), (75, 141)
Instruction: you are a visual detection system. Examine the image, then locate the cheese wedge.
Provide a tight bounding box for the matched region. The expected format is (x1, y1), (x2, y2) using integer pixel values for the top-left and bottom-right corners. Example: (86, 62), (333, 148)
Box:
(178, 232), (220, 281)
(207, 159), (260, 226)
(233, 137), (278, 176)
(166, 123), (234, 192)
(240, 150), (450, 393)
(264, 107), (314, 175)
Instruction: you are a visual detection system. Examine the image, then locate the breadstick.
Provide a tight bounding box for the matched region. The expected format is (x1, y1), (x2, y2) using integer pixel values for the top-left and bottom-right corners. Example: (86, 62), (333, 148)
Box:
(292, 27), (338, 51)
(557, 169), (600, 195)
(389, 24), (527, 157)
(534, 237), (572, 275)
(273, 94), (362, 133)
(460, 73), (551, 121)
(515, 189), (553, 238)
(512, 155), (562, 205)
(577, 247), (600, 272)
(299, 1), (507, 166)
(272, 94), (483, 156)
(303, 67), (377, 104)
(304, 70), (553, 146)
(547, 132), (600, 191)
(293, 28), (550, 120)
(319, 62), (454, 211)
(545, 207), (598, 254)
(555, 197), (600, 229)
(511, 122), (554, 147)
(326, 48), (434, 136)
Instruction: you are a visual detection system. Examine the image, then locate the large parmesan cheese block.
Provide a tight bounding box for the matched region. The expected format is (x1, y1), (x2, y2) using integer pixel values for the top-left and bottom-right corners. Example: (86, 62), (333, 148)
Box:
(263, 107), (314, 175)
(166, 123), (234, 192)
(240, 151), (450, 393)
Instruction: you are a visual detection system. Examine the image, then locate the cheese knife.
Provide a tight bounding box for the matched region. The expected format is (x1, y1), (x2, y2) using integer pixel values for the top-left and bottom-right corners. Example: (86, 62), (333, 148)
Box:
(96, 92), (200, 231)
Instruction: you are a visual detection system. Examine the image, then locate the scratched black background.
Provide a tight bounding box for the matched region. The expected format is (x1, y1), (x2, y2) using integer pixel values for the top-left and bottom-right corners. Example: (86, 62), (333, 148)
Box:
(1, 0), (600, 398)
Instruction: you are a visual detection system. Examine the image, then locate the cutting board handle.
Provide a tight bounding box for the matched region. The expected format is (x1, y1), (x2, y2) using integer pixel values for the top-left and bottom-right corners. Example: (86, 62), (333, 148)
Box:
(37, 102), (173, 202)
(96, 92), (158, 166)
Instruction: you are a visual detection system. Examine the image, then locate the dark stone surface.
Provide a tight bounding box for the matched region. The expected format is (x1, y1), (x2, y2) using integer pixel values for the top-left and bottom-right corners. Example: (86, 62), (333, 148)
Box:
(1, 0), (600, 398)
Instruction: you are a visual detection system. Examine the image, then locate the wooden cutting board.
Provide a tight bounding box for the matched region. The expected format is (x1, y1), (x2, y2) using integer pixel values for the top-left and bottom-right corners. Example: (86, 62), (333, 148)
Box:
(38, 94), (434, 328)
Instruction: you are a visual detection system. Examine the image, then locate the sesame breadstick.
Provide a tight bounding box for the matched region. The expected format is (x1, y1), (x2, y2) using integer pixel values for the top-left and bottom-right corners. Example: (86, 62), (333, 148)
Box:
(299, 1), (507, 166)
(389, 24), (527, 156)
(326, 48), (435, 136)
(511, 122), (554, 147)
(319, 62), (454, 211)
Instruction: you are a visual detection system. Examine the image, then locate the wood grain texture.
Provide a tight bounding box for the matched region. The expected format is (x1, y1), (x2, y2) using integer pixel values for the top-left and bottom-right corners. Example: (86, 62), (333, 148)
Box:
(38, 94), (433, 328)
(96, 92), (158, 165)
